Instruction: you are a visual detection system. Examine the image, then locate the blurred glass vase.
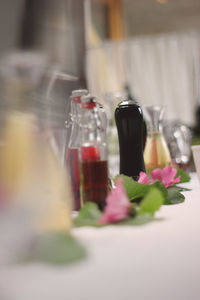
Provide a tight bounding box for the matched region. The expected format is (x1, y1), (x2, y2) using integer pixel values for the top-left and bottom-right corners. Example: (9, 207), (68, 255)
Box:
(143, 105), (171, 172)
(0, 52), (73, 264)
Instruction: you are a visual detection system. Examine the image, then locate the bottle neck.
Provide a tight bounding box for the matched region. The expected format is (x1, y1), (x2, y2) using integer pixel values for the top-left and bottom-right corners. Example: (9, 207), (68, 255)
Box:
(143, 106), (164, 134)
(81, 107), (101, 144)
(80, 105), (108, 161)
(147, 119), (163, 133)
(68, 100), (82, 148)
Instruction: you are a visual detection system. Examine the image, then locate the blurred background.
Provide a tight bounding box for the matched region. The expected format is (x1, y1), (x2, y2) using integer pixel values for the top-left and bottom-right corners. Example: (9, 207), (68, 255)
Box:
(1, 0), (200, 168)
(1, 0), (200, 122)
(0, 1), (199, 297)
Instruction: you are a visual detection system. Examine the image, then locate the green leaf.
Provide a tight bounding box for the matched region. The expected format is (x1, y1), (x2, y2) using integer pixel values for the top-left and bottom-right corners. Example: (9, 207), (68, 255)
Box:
(175, 167), (191, 183)
(114, 174), (186, 207)
(175, 186), (191, 192)
(139, 188), (164, 215)
(114, 175), (168, 205)
(119, 214), (155, 225)
(21, 233), (87, 265)
(151, 180), (168, 204)
(74, 202), (102, 227)
(165, 186), (185, 205)
(114, 174), (150, 200)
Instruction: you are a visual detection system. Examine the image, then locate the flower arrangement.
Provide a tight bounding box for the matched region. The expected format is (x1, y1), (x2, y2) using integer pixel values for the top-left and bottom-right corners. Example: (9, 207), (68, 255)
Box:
(75, 166), (191, 227)
(138, 166), (181, 187)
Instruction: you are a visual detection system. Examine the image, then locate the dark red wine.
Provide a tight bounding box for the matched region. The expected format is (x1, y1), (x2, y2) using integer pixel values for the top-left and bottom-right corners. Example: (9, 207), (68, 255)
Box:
(66, 148), (81, 211)
(81, 160), (108, 209)
(81, 146), (100, 161)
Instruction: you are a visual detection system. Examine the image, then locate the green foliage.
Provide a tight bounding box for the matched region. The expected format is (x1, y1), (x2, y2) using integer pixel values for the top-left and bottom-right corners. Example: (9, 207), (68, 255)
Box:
(74, 169), (190, 228)
(114, 174), (167, 203)
(74, 187), (164, 227)
(151, 180), (168, 204)
(118, 214), (155, 226)
(115, 173), (187, 206)
(74, 202), (102, 227)
(22, 233), (87, 265)
(175, 186), (191, 192)
(139, 188), (164, 215)
(114, 174), (150, 200)
(165, 186), (185, 205)
(74, 200), (159, 227)
(175, 167), (191, 183)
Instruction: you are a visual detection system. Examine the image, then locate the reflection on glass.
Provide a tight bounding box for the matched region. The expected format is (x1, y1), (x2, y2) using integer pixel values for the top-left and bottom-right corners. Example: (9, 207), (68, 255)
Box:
(164, 121), (192, 169)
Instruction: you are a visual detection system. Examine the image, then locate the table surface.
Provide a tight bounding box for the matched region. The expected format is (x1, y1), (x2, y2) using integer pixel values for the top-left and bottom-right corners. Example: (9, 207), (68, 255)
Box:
(0, 173), (200, 300)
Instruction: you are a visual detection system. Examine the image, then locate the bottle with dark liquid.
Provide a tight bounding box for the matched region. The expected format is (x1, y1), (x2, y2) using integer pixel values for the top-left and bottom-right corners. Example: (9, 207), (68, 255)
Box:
(115, 99), (145, 180)
(80, 95), (108, 210)
(65, 89), (88, 210)
(124, 85), (147, 150)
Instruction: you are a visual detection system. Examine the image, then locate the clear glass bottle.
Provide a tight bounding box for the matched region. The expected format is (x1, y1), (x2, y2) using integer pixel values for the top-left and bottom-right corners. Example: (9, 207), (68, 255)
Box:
(143, 105), (171, 172)
(96, 102), (108, 144)
(65, 89), (88, 211)
(80, 95), (108, 210)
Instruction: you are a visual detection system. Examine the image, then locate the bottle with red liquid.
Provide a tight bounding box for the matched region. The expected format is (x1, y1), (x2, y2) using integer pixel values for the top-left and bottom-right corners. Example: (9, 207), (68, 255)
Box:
(65, 89), (88, 210)
(80, 95), (108, 210)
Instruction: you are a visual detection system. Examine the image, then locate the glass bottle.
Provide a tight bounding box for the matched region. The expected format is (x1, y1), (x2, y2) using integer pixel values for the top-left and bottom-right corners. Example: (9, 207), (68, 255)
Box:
(80, 95), (108, 210)
(143, 105), (171, 172)
(96, 101), (108, 149)
(65, 89), (88, 211)
(0, 51), (72, 243)
(115, 99), (145, 180)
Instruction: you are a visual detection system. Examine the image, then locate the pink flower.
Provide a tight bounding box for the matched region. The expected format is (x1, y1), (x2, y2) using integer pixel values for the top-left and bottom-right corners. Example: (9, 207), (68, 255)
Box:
(151, 166), (180, 188)
(99, 178), (131, 224)
(138, 172), (150, 184)
(138, 166), (180, 188)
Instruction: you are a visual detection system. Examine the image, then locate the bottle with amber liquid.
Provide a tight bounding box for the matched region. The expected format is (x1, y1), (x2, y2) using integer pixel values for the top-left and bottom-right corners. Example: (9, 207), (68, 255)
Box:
(143, 105), (171, 172)
(80, 95), (108, 210)
(115, 99), (145, 180)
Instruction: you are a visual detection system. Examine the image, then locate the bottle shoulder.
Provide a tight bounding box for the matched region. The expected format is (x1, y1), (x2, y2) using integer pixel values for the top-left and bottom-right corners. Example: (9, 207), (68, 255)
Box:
(115, 101), (143, 118)
(115, 100), (142, 111)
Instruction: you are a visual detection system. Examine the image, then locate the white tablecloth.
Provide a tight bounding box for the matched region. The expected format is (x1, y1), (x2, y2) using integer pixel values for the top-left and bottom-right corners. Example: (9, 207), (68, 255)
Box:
(0, 173), (200, 300)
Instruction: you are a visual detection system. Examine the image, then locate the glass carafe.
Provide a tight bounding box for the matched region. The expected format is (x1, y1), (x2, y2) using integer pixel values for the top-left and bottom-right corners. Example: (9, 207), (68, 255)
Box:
(143, 106), (171, 172)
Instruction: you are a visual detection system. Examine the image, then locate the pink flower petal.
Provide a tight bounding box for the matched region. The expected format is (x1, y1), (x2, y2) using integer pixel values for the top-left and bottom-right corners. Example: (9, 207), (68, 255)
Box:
(99, 178), (131, 224)
(162, 166), (177, 186)
(171, 176), (181, 186)
(151, 169), (163, 181)
(151, 166), (180, 188)
(138, 172), (150, 184)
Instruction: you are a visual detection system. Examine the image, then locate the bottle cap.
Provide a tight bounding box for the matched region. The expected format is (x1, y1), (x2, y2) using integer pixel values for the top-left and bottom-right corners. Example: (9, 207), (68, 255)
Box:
(81, 95), (96, 109)
(71, 89), (88, 103)
(117, 99), (137, 107)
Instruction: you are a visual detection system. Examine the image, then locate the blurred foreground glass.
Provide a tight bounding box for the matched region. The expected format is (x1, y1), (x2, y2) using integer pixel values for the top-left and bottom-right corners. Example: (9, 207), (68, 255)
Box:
(143, 105), (171, 172)
(0, 51), (72, 264)
(35, 68), (78, 165)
